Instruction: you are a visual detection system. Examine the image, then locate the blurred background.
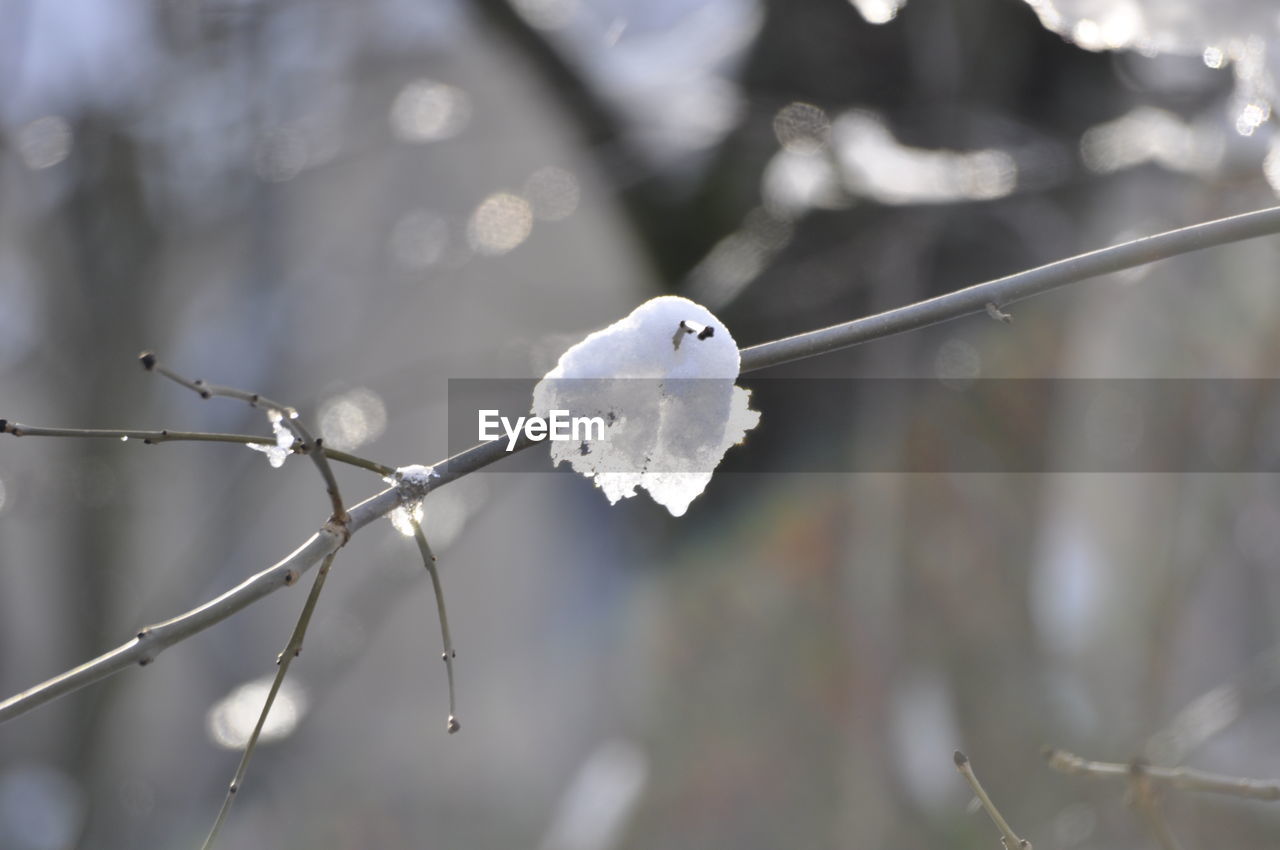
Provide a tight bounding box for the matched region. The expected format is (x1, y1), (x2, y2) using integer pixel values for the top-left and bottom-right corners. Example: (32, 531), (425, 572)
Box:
(4, 0), (1280, 847)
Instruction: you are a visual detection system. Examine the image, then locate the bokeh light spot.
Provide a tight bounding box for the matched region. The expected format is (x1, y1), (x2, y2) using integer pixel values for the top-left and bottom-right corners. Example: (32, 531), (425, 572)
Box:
(772, 102), (830, 154)
(207, 676), (308, 750)
(849, 0), (906, 25)
(1235, 102), (1269, 137)
(390, 80), (471, 143)
(1264, 138), (1280, 195)
(318, 388), (388, 451)
(16, 116), (72, 171)
(466, 193), (533, 255)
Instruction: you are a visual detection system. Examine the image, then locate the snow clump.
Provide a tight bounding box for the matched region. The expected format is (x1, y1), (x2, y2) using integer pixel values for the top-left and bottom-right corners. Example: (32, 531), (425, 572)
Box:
(532, 295), (760, 517)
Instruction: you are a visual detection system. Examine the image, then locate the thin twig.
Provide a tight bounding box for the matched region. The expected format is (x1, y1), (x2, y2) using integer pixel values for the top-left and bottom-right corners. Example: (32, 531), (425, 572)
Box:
(954, 751), (1031, 849)
(737, 204), (1280, 372)
(1128, 760), (1187, 850)
(201, 550), (339, 850)
(5, 206), (1280, 723)
(1044, 747), (1280, 801)
(409, 517), (459, 734)
(140, 352), (351, 526)
(0, 421), (394, 475)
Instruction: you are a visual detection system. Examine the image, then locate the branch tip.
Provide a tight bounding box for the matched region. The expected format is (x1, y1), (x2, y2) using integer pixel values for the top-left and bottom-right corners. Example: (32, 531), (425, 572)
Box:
(954, 750), (969, 767)
(447, 716), (460, 734)
(138, 351), (157, 371)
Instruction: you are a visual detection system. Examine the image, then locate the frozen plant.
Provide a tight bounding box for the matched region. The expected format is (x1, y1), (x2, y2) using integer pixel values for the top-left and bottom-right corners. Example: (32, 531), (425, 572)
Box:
(532, 295), (761, 517)
(246, 408), (297, 468)
(384, 464), (440, 536)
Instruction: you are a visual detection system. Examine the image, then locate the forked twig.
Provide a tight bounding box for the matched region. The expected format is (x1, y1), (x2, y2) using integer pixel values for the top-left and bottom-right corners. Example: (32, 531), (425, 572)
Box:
(0, 421), (394, 475)
(140, 351), (352, 527)
(954, 751), (1031, 849)
(200, 551), (340, 850)
(6, 206), (1280, 725)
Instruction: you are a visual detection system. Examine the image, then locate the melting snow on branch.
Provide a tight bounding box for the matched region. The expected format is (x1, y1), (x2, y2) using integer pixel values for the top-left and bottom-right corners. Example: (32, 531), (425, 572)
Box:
(246, 409), (295, 468)
(384, 464), (439, 537)
(532, 295), (760, 517)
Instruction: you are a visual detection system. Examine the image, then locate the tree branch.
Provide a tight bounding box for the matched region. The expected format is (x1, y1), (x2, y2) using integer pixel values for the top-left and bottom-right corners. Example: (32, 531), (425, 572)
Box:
(0, 492), (394, 724)
(954, 751), (1031, 849)
(200, 550), (340, 850)
(4, 205), (1280, 724)
(141, 351), (352, 526)
(737, 204), (1280, 372)
(1044, 747), (1280, 801)
(0, 421), (394, 475)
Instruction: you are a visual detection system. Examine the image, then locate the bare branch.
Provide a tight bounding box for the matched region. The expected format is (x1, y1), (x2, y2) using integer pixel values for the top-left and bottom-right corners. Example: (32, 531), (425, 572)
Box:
(201, 550), (340, 850)
(0, 489), (398, 724)
(954, 751), (1031, 849)
(737, 204), (1280, 372)
(5, 206), (1280, 723)
(1044, 747), (1280, 801)
(0, 421), (394, 475)
(140, 352), (352, 526)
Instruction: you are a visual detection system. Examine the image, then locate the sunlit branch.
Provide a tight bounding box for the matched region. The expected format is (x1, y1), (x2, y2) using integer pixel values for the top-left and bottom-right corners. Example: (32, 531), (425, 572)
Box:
(954, 751), (1031, 849)
(434, 204), (1280, 481)
(1044, 747), (1280, 801)
(0, 491), (397, 724)
(201, 550), (340, 850)
(4, 206), (1280, 724)
(0, 421), (394, 475)
(141, 352), (352, 526)
(737, 204), (1280, 372)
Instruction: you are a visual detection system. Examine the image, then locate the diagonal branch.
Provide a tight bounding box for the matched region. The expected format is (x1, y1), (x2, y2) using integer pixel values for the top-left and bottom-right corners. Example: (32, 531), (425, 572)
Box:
(737, 204), (1280, 372)
(0, 491), (396, 724)
(200, 550), (340, 850)
(954, 751), (1031, 849)
(3, 205), (1280, 724)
